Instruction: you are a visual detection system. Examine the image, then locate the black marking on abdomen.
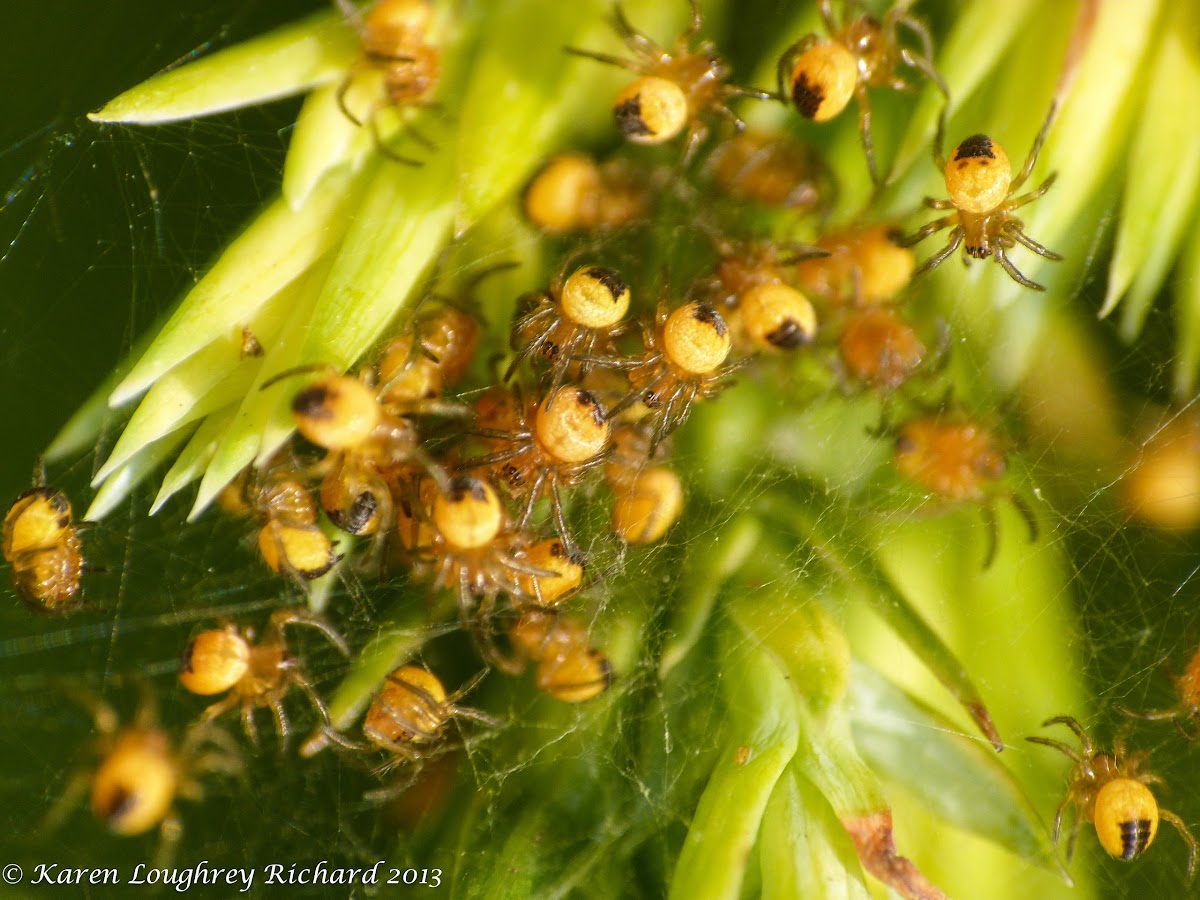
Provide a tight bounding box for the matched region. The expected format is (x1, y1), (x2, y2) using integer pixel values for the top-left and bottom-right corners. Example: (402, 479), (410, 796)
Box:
(954, 134), (995, 161)
(1120, 818), (1153, 860)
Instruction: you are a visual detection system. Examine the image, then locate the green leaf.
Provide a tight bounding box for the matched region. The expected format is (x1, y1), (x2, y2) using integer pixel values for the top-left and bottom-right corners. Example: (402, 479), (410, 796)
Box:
(759, 768), (872, 900)
(150, 405), (238, 514)
(848, 662), (1064, 875)
(93, 287), (292, 485)
(763, 491), (1003, 751)
(110, 169), (362, 407)
(1107, 4), (1200, 336)
(281, 82), (372, 211)
(190, 255), (330, 518)
(89, 9), (357, 124)
(84, 426), (194, 521)
(667, 622), (800, 900)
(658, 512), (761, 679)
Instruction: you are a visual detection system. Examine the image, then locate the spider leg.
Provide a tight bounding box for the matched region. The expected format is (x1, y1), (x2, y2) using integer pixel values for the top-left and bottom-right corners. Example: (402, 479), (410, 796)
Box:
(613, 2), (664, 58)
(564, 46), (642, 72)
(188, 747), (245, 785)
(1009, 492), (1040, 544)
(610, 366), (667, 418)
(547, 327), (587, 397)
(332, 0), (364, 31)
(1063, 801), (1082, 862)
(317, 724), (374, 753)
(198, 692), (240, 726)
(153, 811), (184, 872)
(722, 84), (775, 102)
(930, 90), (949, 170)
(269, 699), (291, 748)
(403, 440), (449, 495)
(518, 469), (550, 530)
(371, 114), (424, 166)
(1007, 172), (1059, 210)
(471, 591), (523, 674)
(1050, 792), (1072, 846)
(463, 444), (532, 470)
(572, 352), (641, 371)
(1118, 704), (1181, 722)
(818, 0), (838, 35)
(241, 704), (261, 748)
(450, 703), (505, 730)
(363, 769), (423, 806)
(1178, 715), (1200, 742)
(684, 0), (703, 41)
(776, 35), (820, 104)
(855, 85), (881, 186)
(912, 228), (964, 277)
(706, 101), (744, 137)
(899, 213), (957, 246)
(682, 120), (711, 167)
(1026, 735), (1084, 765)
(1011, 101), (1059, 192)
(34, 767), (94, 839)
(981, 502), (999, 570)
(289, 670), (334, 727)
(549, 474), (580, 558)
(894, 13), (937, 75)
(995, 245), (1046, 292)
(336, 71), (366, 127)
(377, 704), (443, 746)
(497, 553), (560, 580)
(1006, 222), (1062, 260)
(1160, 808), (1200, 883)
(505, 314), (556, 382)
(404, 121), (437, 151)
(272, 608), (351, 655)
(362, 726), (424, 761)
(1046, 715), (1096, 757)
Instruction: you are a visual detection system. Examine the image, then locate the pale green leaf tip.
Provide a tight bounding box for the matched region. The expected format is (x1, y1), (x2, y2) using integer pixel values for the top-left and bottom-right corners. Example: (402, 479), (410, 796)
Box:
(189, 420), (269, 522)
(86, 9), (355, 125)
(85, 429), (190, 520)
(1096, 283), (1122, 319)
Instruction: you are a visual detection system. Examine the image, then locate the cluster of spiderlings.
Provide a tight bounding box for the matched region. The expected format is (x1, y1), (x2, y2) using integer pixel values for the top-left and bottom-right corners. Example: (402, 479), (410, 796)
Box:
(4, 0), (1087, 871)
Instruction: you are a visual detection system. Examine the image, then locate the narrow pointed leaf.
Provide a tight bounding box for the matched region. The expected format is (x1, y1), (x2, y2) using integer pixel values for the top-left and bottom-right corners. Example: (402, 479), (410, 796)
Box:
(84, 426), (194, 521)
(281, 82), (371, 211)
(89, 9), (357, 124)
(150, 405), (238, 514)
(762, 492), (1002, 750)
(668, 624), (800, 900)
(190, 256), (329, 518)
(760, 769), (872, 900)
(111, 170), (360, 406)
(659, 513), (761, 679)
(1104, 3), (1200, 331)
(849, 662), (1064, 875)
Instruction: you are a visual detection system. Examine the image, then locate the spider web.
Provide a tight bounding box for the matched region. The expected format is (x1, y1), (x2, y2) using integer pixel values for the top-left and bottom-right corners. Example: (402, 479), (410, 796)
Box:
(1, 2), (1199, 899)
